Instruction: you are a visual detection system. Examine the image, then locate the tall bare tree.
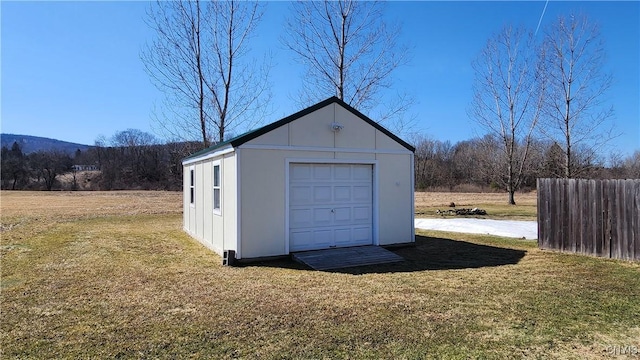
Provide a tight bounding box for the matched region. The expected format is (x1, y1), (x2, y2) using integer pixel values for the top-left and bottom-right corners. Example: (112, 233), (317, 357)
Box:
(282, 0), (412, 131)
(142, 0), (208, 147)
(469, 25), (543, 204)
(541, 13), (614, 178)
(142, 0), (271, 149)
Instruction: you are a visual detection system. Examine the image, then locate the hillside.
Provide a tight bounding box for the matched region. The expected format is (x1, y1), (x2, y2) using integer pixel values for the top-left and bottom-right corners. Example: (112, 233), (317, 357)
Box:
(0, 134), (91, 155)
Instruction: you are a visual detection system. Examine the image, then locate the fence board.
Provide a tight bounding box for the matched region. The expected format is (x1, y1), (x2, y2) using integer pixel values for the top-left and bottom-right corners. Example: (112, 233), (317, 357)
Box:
(578, 181), (594, 254)
(537, 179), (545, 248)
(625, 180), (637, 260)
(578, 180), (586, 253)
(561, 179), (569, 252)
(622, 180), (632, 260)
(537, 178), (639, 261)
(632, 181), (640, 260)
(603, 181), (611, 258)
(612, 181), (623, 259)
(593, 180), (604, 257)
(569, 180), (578, 253)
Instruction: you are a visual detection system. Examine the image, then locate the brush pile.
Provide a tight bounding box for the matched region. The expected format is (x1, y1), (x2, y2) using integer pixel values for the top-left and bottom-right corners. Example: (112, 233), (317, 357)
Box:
(436, 208), (487, 216)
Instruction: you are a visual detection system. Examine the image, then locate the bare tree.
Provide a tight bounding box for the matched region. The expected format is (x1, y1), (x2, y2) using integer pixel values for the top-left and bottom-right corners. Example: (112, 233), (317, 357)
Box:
(29, 151), (73, 191)
(142, 0), (271, 149)
(142, 0), (208, 147)
(469, 25), (542, 204)
(540, 13), (614, 178)
(282, 0), (413, 132)
(411, 134), (456, 190)
(1, 142), (28, 190)
(623, 151), (640, 178)
(452, 139), (489, 190)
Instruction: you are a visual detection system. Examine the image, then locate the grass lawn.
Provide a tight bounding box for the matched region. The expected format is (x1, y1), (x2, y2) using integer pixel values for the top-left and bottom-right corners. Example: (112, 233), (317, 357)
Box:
(2, 191), (639, 359)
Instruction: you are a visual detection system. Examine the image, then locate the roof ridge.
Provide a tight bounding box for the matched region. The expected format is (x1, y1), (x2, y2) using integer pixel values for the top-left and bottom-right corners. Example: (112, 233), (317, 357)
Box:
(182, 97), (414, 162)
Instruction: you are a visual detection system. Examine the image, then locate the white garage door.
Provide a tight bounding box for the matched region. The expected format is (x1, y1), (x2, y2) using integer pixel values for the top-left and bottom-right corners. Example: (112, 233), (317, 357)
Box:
(289, 163), (373, 252)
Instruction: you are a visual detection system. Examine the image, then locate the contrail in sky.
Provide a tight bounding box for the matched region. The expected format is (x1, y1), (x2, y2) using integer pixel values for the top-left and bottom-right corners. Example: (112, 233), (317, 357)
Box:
(535, 0), (550, 36)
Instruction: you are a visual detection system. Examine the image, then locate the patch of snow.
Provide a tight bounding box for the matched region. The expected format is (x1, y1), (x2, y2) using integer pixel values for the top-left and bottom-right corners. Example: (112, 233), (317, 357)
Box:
(415, 218), (537, 240)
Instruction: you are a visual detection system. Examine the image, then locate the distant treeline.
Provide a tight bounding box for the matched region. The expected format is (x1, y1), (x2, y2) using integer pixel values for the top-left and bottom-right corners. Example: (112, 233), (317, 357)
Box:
(2, 129), (639, 192)
(412, 134), (640, 192)
(1, 129), (200, 191)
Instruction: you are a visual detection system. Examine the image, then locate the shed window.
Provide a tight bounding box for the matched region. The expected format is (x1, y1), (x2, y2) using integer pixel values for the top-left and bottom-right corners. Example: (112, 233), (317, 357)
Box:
(213, 163), (221, 214)
(189, 168), (195, 205)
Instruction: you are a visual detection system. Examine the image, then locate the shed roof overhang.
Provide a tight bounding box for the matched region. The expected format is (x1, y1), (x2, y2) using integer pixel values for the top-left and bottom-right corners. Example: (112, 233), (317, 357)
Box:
(181, 143), (234, 166)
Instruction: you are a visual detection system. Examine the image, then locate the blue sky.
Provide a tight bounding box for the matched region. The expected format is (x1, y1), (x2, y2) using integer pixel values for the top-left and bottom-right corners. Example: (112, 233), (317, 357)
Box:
(2, 1), (639, 156)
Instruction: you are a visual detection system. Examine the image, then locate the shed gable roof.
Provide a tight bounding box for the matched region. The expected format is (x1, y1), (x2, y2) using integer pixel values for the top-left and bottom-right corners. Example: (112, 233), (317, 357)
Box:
(183, 97), (415, 161)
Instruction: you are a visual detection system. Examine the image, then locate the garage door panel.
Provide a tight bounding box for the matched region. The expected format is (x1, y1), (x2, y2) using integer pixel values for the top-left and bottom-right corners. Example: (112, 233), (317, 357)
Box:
(333, 207), (351, 222)
(314, 165), (332, 180)
(353, 165), (372, 180)
(313, 230), (333, 246)
(313, 208), (332, 224)
(334, 186), (351, 201)
(353, 227), (372, 243)
(291, 164), (312, 180)
(290, 231), (313, 250)
(290, 208), (312, 228)
(314, 186), (332, 202)
(334, 165), (351, 180)
(334, 228), (352, 245)
(289, 163), (373, 252)
(291, 186), (312, 204)
(354, 206), (371, 221)
(353, 186), (372, 201)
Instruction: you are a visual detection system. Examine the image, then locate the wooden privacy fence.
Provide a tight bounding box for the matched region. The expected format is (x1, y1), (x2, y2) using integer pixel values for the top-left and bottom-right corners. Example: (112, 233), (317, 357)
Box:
(537, 178), (640, 261)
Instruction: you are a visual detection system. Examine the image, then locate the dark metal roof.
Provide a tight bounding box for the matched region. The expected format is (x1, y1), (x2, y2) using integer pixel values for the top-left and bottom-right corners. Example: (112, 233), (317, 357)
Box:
(183, 96), (415, 161)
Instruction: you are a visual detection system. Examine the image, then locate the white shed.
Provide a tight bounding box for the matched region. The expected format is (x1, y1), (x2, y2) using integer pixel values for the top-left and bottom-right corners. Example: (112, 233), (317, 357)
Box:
(182, 97), (415, 262)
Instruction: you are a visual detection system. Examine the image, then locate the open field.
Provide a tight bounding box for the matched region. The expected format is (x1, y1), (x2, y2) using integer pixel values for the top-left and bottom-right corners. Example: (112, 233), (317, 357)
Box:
(415, 191), (538, 220)
(2, 191), (639, 358)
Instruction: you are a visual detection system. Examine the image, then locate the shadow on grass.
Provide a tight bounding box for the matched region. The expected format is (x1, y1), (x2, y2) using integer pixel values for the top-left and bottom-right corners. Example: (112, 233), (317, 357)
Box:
(245, 235), (527, 274)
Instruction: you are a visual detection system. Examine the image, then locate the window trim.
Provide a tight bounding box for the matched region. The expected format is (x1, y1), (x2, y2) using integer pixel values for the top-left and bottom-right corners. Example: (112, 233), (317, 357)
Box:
(213, 161), (222, 215)
(189, 166), (195, 207)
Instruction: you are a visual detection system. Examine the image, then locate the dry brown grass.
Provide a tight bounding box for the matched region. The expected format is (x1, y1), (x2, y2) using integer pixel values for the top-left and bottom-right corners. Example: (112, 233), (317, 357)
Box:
(1, 190), (182, 219)
(1, 191), (182, 244)
(415, 191), (537, 208)
(415, 191), (538, 220)
(1, 190), (639, 359)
